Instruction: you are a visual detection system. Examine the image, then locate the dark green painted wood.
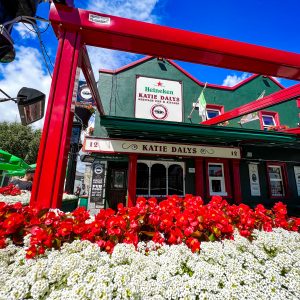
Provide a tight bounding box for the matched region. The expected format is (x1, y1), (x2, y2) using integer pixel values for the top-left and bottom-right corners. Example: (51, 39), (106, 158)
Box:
(96, 57), (299, 130)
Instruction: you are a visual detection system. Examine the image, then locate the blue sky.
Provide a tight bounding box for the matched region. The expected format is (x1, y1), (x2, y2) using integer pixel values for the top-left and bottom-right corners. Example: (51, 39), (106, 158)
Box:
(0, 0), (299, 124)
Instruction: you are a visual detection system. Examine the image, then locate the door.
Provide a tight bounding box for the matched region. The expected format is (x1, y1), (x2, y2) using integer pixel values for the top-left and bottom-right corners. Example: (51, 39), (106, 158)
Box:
(107, 165), (127, 210)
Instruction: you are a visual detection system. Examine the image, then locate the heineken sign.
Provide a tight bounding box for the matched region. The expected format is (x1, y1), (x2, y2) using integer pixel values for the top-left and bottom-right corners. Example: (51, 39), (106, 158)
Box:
(135, 76), (183, 122)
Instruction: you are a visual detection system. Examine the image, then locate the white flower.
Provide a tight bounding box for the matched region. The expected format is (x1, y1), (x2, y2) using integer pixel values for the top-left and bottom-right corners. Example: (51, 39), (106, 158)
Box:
(0, 229), (299, 299)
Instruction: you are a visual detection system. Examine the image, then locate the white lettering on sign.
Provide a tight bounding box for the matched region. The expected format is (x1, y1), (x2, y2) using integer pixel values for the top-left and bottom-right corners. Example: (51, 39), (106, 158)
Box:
(83, 138), (241, 159)
(89, 14), (111, 24)
(135, 76), (183, 122)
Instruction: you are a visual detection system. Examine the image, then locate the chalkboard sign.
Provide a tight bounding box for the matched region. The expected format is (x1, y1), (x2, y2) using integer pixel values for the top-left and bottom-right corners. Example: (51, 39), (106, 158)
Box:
(90, 162), (106, 204)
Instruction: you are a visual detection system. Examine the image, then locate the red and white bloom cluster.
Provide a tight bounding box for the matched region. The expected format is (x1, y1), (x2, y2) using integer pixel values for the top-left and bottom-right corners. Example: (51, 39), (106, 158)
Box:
(0, 195), (299, 259)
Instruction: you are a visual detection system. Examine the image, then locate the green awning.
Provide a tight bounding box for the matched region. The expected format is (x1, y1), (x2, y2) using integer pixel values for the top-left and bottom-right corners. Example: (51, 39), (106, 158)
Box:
(0, 149), (12, 163)
(99, 116), (300, 147)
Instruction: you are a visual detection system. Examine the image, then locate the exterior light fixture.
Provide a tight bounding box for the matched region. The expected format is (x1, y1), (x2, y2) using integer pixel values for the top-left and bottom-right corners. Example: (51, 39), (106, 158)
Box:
(17, 87), (45, 125)
(0, 87), (45, 125)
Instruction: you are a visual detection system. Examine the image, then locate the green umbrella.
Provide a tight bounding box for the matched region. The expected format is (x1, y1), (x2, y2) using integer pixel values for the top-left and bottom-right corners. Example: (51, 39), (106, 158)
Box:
(0, 149), (12, 163)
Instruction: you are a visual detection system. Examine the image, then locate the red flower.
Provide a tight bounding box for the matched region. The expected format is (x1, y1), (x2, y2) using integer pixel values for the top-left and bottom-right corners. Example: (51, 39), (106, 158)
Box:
(186, 237), (201, 253)
(56, 221), (73, 237)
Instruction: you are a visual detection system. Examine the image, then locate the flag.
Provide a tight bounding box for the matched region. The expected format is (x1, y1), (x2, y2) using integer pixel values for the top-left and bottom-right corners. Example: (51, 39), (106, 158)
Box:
(240, 90), (265, 125)
(197, 84), (207, 121)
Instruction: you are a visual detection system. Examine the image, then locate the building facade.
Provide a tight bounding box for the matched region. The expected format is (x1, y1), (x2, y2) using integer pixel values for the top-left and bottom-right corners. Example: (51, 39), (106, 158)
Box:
(82, 57), (300, 214)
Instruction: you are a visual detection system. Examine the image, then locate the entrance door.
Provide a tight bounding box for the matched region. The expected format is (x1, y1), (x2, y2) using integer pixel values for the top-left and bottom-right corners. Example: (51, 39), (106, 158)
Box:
(107, 164), (127, 210)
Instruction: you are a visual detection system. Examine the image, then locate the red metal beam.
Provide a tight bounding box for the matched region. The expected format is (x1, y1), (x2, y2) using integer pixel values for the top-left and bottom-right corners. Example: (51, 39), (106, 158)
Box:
(80, 45), (105, 115)
(201, 83), (300, 125)
(282, 127), (300, 135)
(49, 6), (300, 80)
(30, 30), (82, 209)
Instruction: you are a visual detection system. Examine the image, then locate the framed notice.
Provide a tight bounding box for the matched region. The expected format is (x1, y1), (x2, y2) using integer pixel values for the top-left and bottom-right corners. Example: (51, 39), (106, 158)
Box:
(135, 76), (183, 122)
(294, 166), (300, 196)
(248, 163), (261, 196)
(89, 162), (106, 204)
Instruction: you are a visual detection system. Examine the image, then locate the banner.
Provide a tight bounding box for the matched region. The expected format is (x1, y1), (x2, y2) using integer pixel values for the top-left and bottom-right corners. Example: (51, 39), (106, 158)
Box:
(248, 163), (261, 196)
(89, 162), (106, 204)
(135, 76), (183, 122)
(84, 137), (241, 159)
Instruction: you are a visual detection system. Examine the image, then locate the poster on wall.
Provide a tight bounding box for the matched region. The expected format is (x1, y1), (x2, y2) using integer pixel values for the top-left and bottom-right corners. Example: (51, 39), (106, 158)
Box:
(135, 76), (183, 122)
(294, 166), (300, 196)
(89, 162), (106, 204)
(76, 81), (95, 107)
(248, 163), (261, 196)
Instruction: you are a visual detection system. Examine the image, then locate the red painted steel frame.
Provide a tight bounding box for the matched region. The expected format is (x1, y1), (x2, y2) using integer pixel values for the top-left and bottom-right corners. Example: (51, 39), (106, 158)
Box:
(201, 83), (300, 125)
(49, 6), (300, 80)
(30, 30), (81, 208)
(32, 3), (300, 209)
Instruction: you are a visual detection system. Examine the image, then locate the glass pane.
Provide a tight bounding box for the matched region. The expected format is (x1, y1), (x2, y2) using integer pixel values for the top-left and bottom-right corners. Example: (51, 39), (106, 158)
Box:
(208, 164), (223, 177)
(151, 163), (166, 196)
(113, 171), (125, 188)
(262, 115), (275, 126)
(211, 179), (222, 193)
(168, 164), (184, 195)
(136, 163), (149, 195)
(206, 109), (220, 119)
(270, 180), (284, 196)
(268, 166), (282, 180)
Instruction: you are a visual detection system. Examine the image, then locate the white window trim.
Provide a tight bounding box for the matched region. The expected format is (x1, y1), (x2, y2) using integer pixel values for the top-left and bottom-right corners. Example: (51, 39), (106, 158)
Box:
(268, 165), (285, 196)
(206, 108), (221, 120)
(208, 163), (227, 196)
(262, 114), (276, 127)
(137, 160), (185, 197)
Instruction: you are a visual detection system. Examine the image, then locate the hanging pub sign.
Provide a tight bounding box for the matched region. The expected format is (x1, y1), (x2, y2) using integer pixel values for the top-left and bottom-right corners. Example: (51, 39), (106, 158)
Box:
(135, 76), (183, 122)
(77, 81), (95, 106)
(84, 137), (241, 159)
(248, 163), (261, 196)
(89, 162), (106, 204)
(294, 166), (300, 196)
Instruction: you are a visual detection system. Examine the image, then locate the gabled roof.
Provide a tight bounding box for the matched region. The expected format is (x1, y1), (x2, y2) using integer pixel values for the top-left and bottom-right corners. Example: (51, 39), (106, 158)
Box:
(99, 56), (285, 90)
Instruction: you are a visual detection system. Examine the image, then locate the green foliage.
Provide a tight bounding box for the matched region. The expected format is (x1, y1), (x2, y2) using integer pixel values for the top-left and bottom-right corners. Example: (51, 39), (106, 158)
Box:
(0, 122), (41, 164)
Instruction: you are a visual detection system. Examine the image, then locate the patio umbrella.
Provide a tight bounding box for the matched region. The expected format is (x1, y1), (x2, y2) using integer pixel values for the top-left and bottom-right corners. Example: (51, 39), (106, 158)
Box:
(0, 149), (12, 163)
(0, 153), (29, 172)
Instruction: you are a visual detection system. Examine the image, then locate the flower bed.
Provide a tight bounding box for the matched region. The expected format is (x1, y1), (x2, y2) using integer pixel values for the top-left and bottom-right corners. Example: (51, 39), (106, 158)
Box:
(0, 195), (300, 298)
(0, 184), (78, 208)
(0, 229), (300, 299)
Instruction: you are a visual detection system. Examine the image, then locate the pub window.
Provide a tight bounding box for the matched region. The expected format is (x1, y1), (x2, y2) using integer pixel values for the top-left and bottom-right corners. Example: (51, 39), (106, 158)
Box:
(259, 111), (280, 129)
(267, 164), (286, 197)
(168, 164), (184, 195)
(206, 104), (224, 120)
(151, 163), (167, 196)
(136, 163), (149, 195)
(136, 160), (185, 197)
(208, 163), (227, 196)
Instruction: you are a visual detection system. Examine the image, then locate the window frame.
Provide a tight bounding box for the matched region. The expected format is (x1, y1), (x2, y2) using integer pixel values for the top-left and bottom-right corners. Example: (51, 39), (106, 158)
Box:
(266, 162), (288, 199)
(205, 104), (224, 120)
(205, 159), (231, 198)
(136, 160), (185, 197)
(259, 111), (280, 129)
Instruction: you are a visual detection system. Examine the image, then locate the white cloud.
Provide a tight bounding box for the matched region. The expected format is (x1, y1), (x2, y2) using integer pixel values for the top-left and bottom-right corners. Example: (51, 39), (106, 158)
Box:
(222, 73), (250, 87)
(86, 0), (159, 23)
(84, 0), (160, 77)
(0, 46), (51, 128)
(14, 23), (37, 39)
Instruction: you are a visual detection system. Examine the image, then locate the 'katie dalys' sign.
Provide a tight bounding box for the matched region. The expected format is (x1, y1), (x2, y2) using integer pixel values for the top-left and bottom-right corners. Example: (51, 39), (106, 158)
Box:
(135, 76), (183, 122)
(84, 137), (241, 159)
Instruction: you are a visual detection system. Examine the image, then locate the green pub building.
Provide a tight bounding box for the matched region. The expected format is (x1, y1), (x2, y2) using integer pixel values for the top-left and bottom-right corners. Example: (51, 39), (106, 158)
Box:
(82, 57), (300, 214)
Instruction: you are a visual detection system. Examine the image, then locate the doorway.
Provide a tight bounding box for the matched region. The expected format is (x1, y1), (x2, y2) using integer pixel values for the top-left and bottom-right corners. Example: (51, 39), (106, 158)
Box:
(107, 162), (128, 210)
